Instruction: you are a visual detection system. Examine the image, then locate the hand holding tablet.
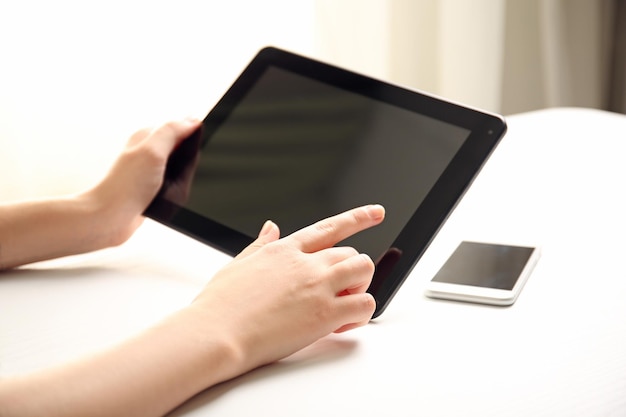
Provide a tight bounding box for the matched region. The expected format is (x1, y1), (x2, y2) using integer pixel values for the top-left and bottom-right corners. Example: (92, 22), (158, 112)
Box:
(146, 47), (507, 317)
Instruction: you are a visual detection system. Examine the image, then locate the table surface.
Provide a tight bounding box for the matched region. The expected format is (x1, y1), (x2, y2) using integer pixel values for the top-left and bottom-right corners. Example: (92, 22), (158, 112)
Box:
(1, 107), (625, 416)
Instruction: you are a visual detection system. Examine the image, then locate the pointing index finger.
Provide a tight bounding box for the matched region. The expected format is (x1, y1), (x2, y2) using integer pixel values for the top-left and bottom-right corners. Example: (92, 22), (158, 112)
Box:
(287, 205), (385, 253)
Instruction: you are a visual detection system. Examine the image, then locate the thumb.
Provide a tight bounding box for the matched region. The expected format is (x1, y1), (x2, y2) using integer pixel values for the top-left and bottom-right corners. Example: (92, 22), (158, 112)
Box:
(236, 220), (280, 259)
(257, 220), (280, 242)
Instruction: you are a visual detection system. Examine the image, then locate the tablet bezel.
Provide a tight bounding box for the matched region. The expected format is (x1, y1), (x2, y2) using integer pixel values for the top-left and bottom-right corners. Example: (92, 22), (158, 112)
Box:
(145, 46), (507, 318)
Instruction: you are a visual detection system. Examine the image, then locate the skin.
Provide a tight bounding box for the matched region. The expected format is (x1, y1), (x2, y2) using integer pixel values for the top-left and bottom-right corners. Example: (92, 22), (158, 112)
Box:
(0, 119), (385, 416)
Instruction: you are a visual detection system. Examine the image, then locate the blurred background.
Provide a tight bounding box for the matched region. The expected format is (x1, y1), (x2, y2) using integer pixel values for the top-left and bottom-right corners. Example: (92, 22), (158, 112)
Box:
(1, 0), (624, 200)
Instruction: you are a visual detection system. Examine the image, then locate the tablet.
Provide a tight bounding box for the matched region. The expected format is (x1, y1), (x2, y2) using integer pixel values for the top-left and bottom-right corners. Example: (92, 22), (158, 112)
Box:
(145, 46), (506, 318)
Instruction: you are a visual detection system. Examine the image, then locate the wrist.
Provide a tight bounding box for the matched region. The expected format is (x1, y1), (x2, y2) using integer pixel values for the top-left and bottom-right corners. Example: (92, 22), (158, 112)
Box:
(150, 306), (247, 399)
(69, 191), (115, 251)
(78, 187), (139, 250)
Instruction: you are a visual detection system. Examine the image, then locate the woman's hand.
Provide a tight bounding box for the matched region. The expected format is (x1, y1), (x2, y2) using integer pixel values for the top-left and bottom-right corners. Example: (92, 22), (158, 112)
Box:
(190, 204), (385, 377)
(84, 118), (201, 247)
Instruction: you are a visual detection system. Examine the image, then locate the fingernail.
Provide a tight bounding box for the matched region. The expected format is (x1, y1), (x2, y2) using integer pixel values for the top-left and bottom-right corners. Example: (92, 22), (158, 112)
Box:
(366, 204), (385, 220)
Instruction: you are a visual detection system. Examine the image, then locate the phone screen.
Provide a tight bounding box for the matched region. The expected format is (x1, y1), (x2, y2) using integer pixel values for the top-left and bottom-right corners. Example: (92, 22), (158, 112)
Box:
(432, 241), (536, 290)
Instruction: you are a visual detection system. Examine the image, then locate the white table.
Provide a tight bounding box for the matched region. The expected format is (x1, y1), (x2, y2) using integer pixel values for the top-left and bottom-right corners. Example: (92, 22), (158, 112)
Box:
(1, 108), (625, 416)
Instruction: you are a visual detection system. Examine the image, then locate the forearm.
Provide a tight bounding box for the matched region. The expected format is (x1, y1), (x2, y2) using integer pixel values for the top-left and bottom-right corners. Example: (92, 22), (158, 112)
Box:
(0, 195), (114, 270)
(0, 307), (240, 417)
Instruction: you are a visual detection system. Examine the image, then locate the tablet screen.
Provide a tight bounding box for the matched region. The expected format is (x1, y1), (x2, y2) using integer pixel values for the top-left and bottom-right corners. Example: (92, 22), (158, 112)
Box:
(146, 47), (506, 317)
(175, 66), (469, 257)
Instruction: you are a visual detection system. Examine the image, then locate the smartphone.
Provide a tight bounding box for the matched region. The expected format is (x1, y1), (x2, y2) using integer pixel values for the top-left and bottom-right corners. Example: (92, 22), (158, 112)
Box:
(424, 241), (540, 305)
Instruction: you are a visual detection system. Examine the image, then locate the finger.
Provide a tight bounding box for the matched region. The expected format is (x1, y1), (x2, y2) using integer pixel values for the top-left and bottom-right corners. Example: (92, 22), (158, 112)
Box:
(146, 118), (201, 159)
(287, 205), (385, 253)
(236, 220), (281, 259)
(327, 252), (375, 295)
(332, 292), (376, 333)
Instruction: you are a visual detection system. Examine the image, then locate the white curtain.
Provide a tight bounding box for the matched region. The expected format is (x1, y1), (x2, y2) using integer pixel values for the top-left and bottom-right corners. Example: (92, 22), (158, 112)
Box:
(314, 0), (626, 115)
(501, 0), (624, 115)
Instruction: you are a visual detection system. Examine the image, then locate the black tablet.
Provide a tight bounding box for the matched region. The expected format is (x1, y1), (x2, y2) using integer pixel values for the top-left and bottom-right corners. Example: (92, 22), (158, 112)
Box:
(145, 46), (506, 318)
